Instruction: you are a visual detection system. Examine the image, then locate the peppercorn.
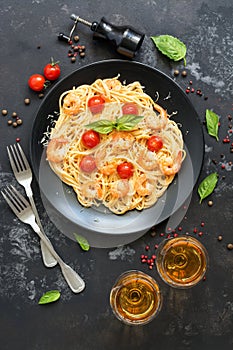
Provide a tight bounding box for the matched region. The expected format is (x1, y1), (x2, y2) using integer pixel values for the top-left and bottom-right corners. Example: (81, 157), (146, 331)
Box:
(181, 70), (187, 77)
(7, 120), (13, 125)
(71, 57), (76, 63)
(73, 35), (80, 42)
(150, 230), (156, 237)
(2, 109), (8, 116)
(24, 98), (30, 105)
(208, 200), (213, 207)
(227, 243), (233, 250)
(173, 69), (179, 76)
(12, 112), (17, 118)
(12, 121), (18, 127)
(217, 235), (223, 241)
(16, 119), (23, 125)
(38, 93), (44, 99)
(80, 52), (85, 58)
(73, 46), (79, 52)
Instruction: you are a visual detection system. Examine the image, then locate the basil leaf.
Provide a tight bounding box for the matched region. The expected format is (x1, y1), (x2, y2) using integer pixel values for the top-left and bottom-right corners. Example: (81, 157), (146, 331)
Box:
(205, 109), (219, 141)
(151, 35), (187, 65)
(85, 115), (144, 134)
(116, 115), (144, 131)
(38, 290), (60, 305)
(85, 119), (115, 134)
(73, 233), (90, 251)
(198, 172), (218, 203)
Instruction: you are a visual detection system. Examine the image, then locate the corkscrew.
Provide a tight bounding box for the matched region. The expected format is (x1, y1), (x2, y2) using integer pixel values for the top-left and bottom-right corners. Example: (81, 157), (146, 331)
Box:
(58, 14), (145, 58)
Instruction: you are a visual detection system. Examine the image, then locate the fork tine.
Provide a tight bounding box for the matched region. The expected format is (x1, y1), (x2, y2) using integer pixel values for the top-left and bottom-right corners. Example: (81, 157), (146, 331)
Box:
(12, 143), (27, 171)
(7, 145), (19, 174)
(10, 185), (30, 208)
(16, 143), (30, 169)
(1, 188), (21, 216)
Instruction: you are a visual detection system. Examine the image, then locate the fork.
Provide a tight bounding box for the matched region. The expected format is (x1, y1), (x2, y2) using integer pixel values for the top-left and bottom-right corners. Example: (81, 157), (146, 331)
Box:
(7, 143), (57, 268)
(1, 185), (85, 293)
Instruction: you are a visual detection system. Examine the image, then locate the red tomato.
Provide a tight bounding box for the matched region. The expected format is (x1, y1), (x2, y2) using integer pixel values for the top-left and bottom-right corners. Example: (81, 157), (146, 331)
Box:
(81, 130), (100, 148)
(147, 135), (163, 152)
(28, 74), (45, 92)
(117, 162), (134, 179)
(79, 155), (96, 173)
(43, 60), (61, 81)
(88, 95), (105, 114)
(122, 103), (139, 115)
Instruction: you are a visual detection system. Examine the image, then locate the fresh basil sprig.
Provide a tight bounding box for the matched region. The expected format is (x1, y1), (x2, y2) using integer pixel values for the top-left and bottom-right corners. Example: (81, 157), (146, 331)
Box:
(198, 172), (218, 203)
(73, 233), (90, 251)
(205, 109), (219, 141)
(151, 35), (187, 65)
(85, 114), (144, 134)
(38, 290), (60, 305)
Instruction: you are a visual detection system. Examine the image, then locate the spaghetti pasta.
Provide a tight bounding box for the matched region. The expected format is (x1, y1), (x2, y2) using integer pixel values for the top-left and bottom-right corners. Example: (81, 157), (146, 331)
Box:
(46, 76), (185, 214)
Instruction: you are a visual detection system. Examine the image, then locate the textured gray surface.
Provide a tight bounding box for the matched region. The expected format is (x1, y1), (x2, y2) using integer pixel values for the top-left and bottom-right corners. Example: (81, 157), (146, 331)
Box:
(0, 1), (233, 349)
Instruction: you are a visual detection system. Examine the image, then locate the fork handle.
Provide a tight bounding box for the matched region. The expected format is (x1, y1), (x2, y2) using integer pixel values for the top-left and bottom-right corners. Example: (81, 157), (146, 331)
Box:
(40, 239), (58, 268)
(25, 188), (57, 268)
(30, 220), (85, 293)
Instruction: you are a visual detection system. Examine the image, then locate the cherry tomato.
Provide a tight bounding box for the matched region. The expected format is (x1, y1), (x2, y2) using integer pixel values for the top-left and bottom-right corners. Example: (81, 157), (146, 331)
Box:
(28, 74), (45, 92)
(43, 60), (61, 81)
(122, 103), (139, 115)
(117, 162), (134, 179)
(81, 130), (100, 149)
(79, 155), (96, 173)
(88, 95), (105, 114)
(147, 135), (163, 152)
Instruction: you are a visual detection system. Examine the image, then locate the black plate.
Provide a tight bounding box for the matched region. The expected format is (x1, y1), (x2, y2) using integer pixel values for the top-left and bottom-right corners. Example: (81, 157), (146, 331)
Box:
(30, 60), (204, 247)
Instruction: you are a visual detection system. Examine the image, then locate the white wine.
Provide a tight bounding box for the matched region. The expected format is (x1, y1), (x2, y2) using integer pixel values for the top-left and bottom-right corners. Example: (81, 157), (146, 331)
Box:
(156, 236), (208, 288)
(110, 270), (162, 325)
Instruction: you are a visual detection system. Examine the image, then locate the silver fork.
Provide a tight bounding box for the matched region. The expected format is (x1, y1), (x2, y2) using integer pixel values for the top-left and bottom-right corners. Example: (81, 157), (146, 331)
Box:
(7, 143), (57, 268)
(1, 185), (85, 293)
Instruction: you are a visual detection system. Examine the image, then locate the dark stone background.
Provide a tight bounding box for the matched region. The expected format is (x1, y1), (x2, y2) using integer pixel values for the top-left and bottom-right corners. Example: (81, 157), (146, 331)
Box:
(0, 1), (232, 349)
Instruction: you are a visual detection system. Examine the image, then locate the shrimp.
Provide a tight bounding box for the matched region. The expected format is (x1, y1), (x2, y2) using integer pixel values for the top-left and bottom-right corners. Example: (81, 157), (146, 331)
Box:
(144, 111), (167, 131)
(158, 150), (183, 176)
(153, 103), (167, 120)
(137, 148), (158, 171)
(82, 181), (103, 199)
(62, 91), (80, 116)
(110, 131), (135, 151)
(100, 163), (116, 175)
(104, 78), (122, 91)
(135, 174), (154, 196)
(46, 138), (68, 163)
(110, 179), (130, 199)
